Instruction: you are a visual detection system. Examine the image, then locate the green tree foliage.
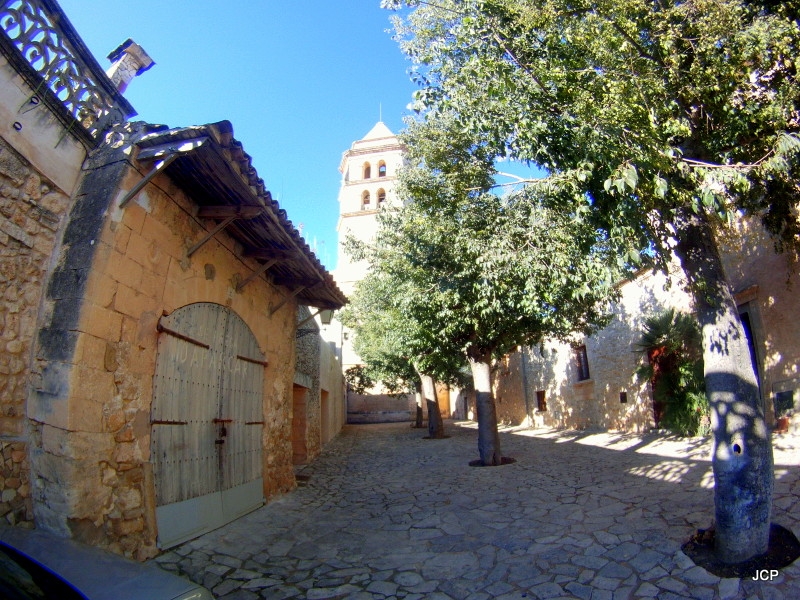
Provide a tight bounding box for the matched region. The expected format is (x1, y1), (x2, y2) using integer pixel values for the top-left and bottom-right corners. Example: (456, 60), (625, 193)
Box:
(637, 310), (709, 437)
(343, 365), (376, 396)
(348, 131), (622, 463)
(383, 0), (798, 563)
(386, 0), (800, 251)
(339, 271), (419, 393)
(339, 266), (464, 436)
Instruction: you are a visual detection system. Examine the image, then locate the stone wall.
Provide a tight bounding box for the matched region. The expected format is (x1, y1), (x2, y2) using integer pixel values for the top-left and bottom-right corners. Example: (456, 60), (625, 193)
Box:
(347, 392), (414, 423)
(491, 217), (800, 433)
(1, 137), (71, 527)
(717, 216), (800, 429)
(0, 53), (87, 197)
(449, 387), (472, 420)
(292, 311), (346, 458)
(318, 335), (344, 445)
(295, 306), (321, 462)
(494, 266), (693, 432)
(29, 125), (299, 558)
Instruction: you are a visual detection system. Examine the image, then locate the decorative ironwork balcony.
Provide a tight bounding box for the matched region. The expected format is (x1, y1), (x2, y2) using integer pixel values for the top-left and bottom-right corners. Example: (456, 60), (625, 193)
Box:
(0, 0), (135, 144)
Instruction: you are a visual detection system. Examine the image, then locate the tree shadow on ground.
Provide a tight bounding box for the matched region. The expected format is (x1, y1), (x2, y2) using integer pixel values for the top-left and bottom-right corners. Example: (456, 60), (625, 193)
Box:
(483, 422), (800, 577)
(682, 523), (800, 578)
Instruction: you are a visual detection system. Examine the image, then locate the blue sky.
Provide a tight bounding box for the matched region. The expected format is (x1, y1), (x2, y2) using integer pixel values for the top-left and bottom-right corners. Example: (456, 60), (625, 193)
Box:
(58, 1), (417, 270)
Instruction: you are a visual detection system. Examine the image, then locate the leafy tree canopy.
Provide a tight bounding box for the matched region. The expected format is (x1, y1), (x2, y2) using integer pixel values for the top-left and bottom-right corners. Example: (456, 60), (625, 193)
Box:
(349, 141), (623, 364)
(339, 267), (465, 390)
(384, 0), (800, 262)
(344, 134), (625, 462)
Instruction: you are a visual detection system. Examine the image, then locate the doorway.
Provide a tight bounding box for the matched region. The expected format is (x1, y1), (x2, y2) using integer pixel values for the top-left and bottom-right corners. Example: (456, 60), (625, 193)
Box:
(151, 303), (266, 548)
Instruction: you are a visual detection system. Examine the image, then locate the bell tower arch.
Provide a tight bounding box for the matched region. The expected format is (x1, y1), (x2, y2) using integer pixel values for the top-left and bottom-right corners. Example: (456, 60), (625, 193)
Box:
(334, 121), (404, 297)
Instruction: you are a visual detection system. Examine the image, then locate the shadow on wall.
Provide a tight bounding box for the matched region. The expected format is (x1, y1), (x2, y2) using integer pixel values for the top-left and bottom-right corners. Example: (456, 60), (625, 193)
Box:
(589, 283), (674, 432)
(717, 216), (800, 429)
(447, 220), (800, 436)
(499, 274), (694, 432)
(494, 346), (558, 426)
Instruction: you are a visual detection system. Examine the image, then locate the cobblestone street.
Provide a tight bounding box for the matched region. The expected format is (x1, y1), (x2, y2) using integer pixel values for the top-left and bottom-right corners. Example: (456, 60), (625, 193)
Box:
(155, 422), (800, 599)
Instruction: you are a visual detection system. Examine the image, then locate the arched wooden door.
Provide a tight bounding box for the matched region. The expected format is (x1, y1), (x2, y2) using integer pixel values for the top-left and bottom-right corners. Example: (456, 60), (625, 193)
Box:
(151, 303), (266, 548)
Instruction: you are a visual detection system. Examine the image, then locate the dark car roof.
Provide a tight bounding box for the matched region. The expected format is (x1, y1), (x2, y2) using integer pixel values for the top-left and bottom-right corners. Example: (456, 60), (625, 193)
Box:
(0, 528), (211, 600)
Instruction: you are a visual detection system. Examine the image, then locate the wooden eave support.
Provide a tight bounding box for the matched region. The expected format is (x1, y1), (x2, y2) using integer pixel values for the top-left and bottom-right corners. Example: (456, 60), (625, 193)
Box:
(272, 275), (325, 289)
(187, 205), (262, 257)
(296, 308), (332, 329)
(197, 205), (263, 219)
(236, 258), (278, 292)
(120, 136), (210, 209)
(269, 285), (308, 316)
(119, 153), (178, 209)
(268, 278), (327, 317)
(186, 215), (237, 257)
(245, 247), (298, 261)
(236, 247), (304, 292)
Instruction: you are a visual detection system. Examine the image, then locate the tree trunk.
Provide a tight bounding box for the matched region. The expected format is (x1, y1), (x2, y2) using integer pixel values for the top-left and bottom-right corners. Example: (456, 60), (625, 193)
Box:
(673, 207), (774, 564)
(414, 380), (424, 428)
(468, 350), (502, 465)
(418, 371), (445, 438)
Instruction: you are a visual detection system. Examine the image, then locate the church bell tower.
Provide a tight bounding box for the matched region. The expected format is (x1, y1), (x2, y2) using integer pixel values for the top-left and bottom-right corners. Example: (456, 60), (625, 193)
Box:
(324, 123), (414, 423)
(334, 121), (404, 298)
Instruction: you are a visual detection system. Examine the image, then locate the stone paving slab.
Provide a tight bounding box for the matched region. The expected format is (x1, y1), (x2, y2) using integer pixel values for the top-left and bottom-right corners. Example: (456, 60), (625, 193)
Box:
(154, 422), (800, 599)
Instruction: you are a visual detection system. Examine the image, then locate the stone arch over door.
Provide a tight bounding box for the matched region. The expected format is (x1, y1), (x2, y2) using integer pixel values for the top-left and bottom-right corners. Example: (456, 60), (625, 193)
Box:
(151, 302), (266, 548)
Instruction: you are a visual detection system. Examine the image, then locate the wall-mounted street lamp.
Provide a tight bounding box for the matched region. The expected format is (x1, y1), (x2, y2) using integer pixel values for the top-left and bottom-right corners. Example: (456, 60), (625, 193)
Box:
(296, 307), (335, 330)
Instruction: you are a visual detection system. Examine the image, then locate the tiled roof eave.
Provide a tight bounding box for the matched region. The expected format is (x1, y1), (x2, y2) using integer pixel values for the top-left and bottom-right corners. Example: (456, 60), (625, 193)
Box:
(134, 121), (346, 310)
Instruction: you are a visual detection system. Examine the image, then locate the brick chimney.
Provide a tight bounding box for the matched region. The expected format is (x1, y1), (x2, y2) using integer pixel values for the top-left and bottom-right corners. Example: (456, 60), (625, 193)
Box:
(106, 39), (154, 93)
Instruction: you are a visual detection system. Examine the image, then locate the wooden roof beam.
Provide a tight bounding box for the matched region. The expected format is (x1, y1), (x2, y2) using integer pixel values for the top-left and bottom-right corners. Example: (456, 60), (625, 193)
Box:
(269, 279), (325, 316)
(197, 205), (262, 219)
(121, 136), (210, 209)
(119, 153), (179, 209)
(244, 247), (298, 261)
(186, 215), (237, 257)
(269, 285), (307, 316)
(272, 275), (324, 289)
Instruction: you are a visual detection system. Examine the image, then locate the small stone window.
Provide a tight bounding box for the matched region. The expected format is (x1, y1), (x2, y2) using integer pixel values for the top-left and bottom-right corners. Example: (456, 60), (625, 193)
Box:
(536, 390), (547, 412)
(363, 163), (371, 179)
(377, 189), (386, 205)
(378, 161), (387, 177)
(620, 391), (628, 404)
(574, 345), (590, 381)
(361, 191), (371, 210)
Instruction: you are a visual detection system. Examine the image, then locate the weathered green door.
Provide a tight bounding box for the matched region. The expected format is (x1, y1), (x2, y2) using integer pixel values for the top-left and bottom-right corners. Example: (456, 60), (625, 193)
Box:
(151, 303), (265, 548)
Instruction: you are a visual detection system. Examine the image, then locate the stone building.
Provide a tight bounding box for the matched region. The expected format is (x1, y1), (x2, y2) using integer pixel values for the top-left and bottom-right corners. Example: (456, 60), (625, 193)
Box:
(324, 122), (420, 423)
(1, 0), (345, 559)
(491, 215), (800, 434)
(325, 125), (799, 435)
(294, 305), (346, 464)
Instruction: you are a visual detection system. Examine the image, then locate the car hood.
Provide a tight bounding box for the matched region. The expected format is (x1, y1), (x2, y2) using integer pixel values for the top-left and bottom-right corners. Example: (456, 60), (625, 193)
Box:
(0, 528), (212, 600)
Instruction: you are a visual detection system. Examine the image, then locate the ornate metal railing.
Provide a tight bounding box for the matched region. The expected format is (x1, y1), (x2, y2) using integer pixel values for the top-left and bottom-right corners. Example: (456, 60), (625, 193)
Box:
(0, 0), (134, 143)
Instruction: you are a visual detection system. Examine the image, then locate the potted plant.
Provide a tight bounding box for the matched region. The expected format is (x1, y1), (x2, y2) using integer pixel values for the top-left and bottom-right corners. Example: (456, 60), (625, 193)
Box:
(774, 391), (794, 433)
